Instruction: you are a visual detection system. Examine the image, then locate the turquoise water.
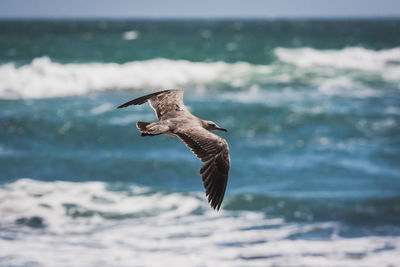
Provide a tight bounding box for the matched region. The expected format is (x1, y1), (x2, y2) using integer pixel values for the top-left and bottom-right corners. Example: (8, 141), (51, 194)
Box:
(0, 19), (400, 266)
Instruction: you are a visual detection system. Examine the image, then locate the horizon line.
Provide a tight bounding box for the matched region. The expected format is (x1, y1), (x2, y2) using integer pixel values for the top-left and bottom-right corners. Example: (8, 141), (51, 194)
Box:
(1, 15), (400, 21)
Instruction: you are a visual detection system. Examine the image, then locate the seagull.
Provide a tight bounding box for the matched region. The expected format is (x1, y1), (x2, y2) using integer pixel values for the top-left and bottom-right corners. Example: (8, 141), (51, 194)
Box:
(118, 89), (230, 210)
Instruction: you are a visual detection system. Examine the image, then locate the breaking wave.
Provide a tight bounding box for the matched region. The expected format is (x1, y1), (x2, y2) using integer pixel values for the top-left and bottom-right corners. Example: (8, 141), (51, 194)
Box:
(275, 47), (400, 71)
(0, 47), (399, 99)
(1, 179), (400, 267)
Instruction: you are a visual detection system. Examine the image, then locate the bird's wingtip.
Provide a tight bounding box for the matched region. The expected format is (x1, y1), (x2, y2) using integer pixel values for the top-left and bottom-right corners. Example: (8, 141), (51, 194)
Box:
(117, 102), (132, 109)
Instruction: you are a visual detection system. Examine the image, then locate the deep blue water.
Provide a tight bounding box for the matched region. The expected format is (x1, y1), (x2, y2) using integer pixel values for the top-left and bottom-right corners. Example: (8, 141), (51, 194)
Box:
(0, 19), (399, 266)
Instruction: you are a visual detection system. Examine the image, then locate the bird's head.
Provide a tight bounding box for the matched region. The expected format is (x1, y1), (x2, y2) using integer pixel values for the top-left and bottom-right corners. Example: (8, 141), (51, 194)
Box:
(204, 120), (227, 132)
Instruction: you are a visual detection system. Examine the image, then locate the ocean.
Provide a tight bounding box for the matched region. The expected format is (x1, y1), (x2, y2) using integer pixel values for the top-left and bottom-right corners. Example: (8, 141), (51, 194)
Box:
(0, 19), (399, 266)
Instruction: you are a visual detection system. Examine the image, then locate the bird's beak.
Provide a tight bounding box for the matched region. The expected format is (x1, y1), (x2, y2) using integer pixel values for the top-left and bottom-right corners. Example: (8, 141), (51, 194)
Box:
(216, 127), (228, 132)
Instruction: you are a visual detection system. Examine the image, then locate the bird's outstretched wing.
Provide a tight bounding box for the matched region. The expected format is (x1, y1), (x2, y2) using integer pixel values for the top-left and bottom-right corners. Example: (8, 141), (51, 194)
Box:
(117, 89), (189, 120)
(176, 127), (230, 210)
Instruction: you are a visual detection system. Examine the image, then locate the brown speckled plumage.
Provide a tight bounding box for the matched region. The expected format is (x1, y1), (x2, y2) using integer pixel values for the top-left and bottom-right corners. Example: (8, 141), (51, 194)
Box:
(118, 89), (230, 210)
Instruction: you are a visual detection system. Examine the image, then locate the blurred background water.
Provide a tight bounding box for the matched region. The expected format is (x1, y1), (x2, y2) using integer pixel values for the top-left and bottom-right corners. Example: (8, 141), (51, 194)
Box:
(0, 19), (400, 266)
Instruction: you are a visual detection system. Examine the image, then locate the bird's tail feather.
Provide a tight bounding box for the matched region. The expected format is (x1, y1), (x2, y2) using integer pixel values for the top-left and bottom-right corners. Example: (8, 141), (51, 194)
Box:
(136, 121), (162, 136)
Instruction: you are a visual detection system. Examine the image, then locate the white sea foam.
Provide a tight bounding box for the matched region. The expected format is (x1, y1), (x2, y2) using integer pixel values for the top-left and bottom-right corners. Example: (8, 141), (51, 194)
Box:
(317, 76), (377, 97)
(1, 179), (400, 267)
(0, 47), (399, 99)
(90, 103), (114, 115)
(122, 30), (139, 40)
(275, 46), (400, 71)
(0, 57), (269, 99)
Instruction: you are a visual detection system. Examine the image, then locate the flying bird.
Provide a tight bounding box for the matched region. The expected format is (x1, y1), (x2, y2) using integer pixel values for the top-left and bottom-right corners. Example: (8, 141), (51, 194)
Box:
(118, 89), (230, 210)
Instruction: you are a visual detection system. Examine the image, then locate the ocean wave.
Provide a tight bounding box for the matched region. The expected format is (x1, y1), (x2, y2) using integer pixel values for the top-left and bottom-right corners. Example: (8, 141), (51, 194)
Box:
(0, 179), (205, 231)
(1, 179), (400, 267)
(0, 47), (399, 99)
(275, 47), (400, 70)
(0, 57), (270, 99)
